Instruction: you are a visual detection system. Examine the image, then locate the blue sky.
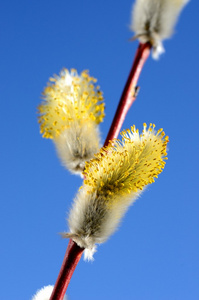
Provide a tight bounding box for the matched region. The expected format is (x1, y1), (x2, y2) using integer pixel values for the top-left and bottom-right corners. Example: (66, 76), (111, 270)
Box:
(1, 0), (199, 299)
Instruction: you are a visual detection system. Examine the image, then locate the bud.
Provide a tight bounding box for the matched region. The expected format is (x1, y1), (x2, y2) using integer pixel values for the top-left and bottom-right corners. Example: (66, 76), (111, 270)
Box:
(131, 0), (190, 58)
(38, 69), (105, 175)
(64, 124), (169, 260)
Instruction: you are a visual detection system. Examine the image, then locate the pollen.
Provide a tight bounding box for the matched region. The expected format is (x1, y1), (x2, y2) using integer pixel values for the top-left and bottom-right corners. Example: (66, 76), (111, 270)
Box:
(37, 68), (105, 139)
(83, 124), (168, 207)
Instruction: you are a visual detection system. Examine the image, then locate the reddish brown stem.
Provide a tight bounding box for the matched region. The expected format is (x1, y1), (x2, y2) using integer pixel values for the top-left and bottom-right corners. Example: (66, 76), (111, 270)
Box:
(49, 42), (151, 300)
(49, 239), (84, 300)
(104, 42), (151, 147)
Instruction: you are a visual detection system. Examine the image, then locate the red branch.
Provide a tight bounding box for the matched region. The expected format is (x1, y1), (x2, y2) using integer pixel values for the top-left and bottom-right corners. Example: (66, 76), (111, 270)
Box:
(49, 239), (84, 300)
(104, 42), (151, 146)
(49, 42), (151, 300)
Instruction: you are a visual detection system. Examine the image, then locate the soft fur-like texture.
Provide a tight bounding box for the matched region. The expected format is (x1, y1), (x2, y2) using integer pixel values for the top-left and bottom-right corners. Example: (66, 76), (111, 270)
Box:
(64, 124), (168, 260)
(54, 121), (100, 175)
(65, 187), (141, 260)
(131, 0), (190, 58)
(31, 285), (67, 300)
(38, 68), (105, 176)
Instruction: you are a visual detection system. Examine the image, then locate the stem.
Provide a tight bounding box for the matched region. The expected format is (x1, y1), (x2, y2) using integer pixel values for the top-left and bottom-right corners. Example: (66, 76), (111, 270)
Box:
(49, 42), (151, 300)
(104, 42), (151, 147)
(49, 239), (84, 300)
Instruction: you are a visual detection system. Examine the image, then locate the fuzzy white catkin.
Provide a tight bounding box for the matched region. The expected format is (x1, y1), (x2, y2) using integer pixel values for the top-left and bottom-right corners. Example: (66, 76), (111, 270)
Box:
(38, 69), (105, 176)
(54, 121), (101, 176)
(131, 0), (190, 58)
(31, 285), (67, 300)
(65, 124), (169, 261)
(66, 186), (142, 261)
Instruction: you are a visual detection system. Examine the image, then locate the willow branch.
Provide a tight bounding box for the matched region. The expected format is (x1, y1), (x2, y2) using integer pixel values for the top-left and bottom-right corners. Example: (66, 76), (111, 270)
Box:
(104, 42), (151, 146)
(49, 42), (151, 300)
(49, 239), (84, 300)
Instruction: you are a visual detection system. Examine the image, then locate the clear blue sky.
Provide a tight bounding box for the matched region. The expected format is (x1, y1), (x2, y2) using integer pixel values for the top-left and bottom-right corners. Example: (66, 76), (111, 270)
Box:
(1, 1), (198, 299)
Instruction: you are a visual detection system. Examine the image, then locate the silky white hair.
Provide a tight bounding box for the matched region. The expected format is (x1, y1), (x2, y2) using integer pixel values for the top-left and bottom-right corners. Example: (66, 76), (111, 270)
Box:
(64, 124), (168, 261)
(65, 187), (141, 261)
(31, 285), (67, 300)
(131, 0), (190, 58)
(54, 121), (101, 175)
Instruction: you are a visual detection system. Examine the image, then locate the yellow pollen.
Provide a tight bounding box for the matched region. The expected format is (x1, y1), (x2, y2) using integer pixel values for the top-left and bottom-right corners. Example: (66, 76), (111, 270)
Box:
(83, 124), (168, 207)
(38, 68), (105, 139)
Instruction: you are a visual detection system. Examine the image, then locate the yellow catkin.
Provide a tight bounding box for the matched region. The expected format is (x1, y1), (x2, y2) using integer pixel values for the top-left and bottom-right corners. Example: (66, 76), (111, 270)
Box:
(37, 69), (105, 139)
(83, 124), (168, 207)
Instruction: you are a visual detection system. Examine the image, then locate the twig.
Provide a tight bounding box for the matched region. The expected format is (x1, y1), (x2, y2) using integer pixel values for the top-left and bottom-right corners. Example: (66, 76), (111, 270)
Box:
(104, 42), (151, 146)
(49, 42), (151, 300)
(49, 239), (84, 300)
